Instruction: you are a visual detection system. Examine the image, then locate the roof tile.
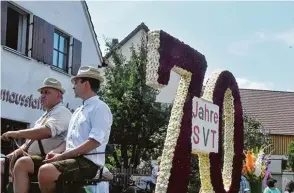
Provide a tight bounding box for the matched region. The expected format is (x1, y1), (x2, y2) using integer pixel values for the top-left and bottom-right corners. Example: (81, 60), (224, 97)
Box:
(239, 89), (294, 136)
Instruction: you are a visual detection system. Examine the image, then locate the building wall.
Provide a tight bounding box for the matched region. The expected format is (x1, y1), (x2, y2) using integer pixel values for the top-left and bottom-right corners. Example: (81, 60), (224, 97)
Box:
(116, 29), (146, 63)
(13, 1), (101, 66)
(271, 172), (294, 192)
(103, 29), (181, 102)
(100, 29), (147, 86)
(105, 29), (146, 66)
(269, 135), (294, 155)
(1, 1), (102, 126)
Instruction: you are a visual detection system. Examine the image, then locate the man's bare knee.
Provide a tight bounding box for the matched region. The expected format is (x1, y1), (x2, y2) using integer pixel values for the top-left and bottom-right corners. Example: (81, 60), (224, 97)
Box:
(14, 156), (34, 174)
(38, 164), (60, 184)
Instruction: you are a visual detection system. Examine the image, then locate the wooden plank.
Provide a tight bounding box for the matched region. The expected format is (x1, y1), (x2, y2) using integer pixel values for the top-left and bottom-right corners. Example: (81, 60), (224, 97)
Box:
(32, 15), (42, 61)
(32, 15), (54, 64)
(71, 38), (82, 75)
(268, 135), (294, 155)
(43, 20), (54, 65)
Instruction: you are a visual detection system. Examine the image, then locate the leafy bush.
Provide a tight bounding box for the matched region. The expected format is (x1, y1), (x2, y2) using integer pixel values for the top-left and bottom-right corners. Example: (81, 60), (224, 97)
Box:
(282, 159), (288, 171)
(188, 156), (200, 193)
(243, 115), (271, 150)
(287, 140), (294, 170)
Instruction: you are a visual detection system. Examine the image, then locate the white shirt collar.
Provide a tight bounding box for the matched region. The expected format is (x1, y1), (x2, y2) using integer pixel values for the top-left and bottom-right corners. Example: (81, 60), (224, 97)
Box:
(82, 95), (100, 106)
(44, 102), (62, 114)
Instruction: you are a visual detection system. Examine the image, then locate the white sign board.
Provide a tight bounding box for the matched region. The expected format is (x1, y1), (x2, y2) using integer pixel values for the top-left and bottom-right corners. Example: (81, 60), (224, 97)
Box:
(191, 97), (219, 153)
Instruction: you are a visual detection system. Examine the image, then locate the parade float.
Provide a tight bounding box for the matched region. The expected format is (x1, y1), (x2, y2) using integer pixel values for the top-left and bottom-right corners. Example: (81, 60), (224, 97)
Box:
(146, 30), (244, 193)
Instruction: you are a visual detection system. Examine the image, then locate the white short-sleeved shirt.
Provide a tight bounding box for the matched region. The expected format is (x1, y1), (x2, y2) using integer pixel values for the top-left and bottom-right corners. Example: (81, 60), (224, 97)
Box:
(65, 96), (113, 166)
(28, 103), (72, 155)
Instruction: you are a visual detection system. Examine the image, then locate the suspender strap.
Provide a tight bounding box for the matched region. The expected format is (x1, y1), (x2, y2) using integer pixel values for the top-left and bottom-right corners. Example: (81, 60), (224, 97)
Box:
(34, 108), (53, 157)
(23, 139), (34, 151)
(37, 140), (46, 156)
(99, 167), (104, 179)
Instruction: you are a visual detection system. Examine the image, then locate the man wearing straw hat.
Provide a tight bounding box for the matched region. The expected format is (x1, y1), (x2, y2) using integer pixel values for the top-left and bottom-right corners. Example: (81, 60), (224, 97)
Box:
(1, 78), (72, 193)
(38, 66), (113, 193)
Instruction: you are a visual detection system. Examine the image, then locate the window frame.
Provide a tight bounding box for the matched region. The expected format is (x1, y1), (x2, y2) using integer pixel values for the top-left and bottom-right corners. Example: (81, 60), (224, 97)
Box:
(5, 2), (29, 55)
(53, 29), (69, 72)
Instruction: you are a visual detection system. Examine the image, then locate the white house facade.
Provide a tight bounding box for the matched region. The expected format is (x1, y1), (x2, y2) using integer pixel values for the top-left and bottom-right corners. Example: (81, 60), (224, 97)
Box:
(104, 25), (147, 66)
(1, 1), (103, 153)
(103, 23), (180, 101)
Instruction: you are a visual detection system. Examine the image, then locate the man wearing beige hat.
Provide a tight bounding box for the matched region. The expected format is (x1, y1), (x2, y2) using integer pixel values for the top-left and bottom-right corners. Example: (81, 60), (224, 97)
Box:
(1, 78), (72, 193)
(38, 66), (113, 193)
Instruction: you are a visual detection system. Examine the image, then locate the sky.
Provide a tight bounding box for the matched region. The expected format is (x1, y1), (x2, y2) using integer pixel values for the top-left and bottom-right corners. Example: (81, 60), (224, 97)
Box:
(87, 1), (294, 92)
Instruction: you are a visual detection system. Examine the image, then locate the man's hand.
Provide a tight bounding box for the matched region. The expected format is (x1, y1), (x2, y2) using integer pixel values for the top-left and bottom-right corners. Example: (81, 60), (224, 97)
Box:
(1, 131), (20, 141)
(43, 153), (63, 163)
(45, 152), (56, 160)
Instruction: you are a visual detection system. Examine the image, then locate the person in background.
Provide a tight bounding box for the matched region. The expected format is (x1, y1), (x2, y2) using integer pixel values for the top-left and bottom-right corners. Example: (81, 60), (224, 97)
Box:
(284, 180), (294, 193)
(0, 78), (72, 193)
(239, 155), (250, 193)
(263, 178), (281, 193)
(239, 175), (250, 193)
(97, 167), (113, 193)
(149, 156), (161, 192)
(38, 66), (113, 193)
(83, 166), (113, 193)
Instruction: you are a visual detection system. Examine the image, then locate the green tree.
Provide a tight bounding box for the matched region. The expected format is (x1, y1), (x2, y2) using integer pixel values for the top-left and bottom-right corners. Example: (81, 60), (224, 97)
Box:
(287, 140), (294, 170)
(243, 115), (271, 150)
(100, 38), (171, 169)
(188, 156), (201, 193)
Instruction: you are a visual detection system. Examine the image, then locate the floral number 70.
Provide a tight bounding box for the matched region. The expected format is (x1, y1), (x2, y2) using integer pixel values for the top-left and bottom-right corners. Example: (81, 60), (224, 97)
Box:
(146, 30), (244, 193)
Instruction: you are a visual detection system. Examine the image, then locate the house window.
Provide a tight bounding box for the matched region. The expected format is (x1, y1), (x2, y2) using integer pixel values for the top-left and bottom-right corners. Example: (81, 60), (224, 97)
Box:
(53, 30), (69, 71)
(5, 3), (29, 54)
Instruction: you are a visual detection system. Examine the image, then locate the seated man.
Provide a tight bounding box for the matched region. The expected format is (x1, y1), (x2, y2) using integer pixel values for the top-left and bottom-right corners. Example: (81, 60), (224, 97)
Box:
(0, 78), (72, 193)
(38, 66), (113, 193)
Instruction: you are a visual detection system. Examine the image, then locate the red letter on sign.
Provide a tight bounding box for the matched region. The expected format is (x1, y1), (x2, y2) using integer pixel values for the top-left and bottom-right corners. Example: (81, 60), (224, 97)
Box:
(211, 129), (217, 148)
(193, 125), (200, 144)
(214, 112), (219, 124)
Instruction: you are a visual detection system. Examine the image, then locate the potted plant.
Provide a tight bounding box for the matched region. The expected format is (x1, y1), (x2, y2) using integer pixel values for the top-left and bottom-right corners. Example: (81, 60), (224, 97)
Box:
(243, 146), (271, 193)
